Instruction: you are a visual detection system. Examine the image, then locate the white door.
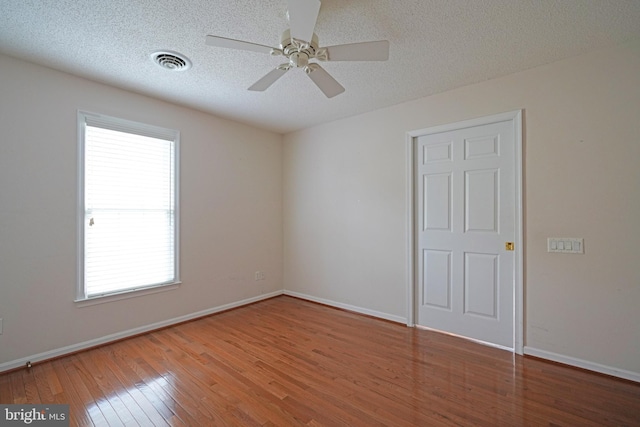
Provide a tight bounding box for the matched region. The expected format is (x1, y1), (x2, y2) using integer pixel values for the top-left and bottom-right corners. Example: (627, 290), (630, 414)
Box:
(415, 115), (519, 349)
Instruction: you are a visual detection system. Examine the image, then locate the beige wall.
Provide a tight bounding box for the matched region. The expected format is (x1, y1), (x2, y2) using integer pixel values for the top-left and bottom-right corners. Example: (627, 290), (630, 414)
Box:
(2, 39), (639, 378)
(283, 40), (640, 375)
(0, 54), (283, 367)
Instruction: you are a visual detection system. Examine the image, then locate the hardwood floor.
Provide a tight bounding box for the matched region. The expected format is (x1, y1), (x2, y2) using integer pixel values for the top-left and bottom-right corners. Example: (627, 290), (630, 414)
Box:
(1, 296), (639, 426)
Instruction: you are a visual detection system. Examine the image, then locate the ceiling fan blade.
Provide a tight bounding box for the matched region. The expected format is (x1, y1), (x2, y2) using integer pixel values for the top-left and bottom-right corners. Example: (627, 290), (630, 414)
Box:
(287, 0), (321, 43)
(248, 67), (289, 91)
(323, 40), (390, 61)
(306, 64), (345, 98)
(205, 35), (276, 54)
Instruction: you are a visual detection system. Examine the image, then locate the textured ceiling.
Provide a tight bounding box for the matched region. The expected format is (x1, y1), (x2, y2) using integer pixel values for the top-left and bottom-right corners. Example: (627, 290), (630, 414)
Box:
(1, 0), (640, 133)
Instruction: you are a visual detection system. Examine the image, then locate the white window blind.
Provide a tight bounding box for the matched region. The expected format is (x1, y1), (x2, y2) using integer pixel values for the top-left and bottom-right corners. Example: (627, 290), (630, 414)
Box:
(79, 112), (179, 300)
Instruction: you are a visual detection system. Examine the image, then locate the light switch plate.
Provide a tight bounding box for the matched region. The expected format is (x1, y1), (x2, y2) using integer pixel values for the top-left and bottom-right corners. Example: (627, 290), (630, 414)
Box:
(547, 237), (584, 254)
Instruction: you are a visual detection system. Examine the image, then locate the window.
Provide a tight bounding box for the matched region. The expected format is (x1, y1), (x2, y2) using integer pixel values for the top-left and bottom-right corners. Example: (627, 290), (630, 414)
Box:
(77, 111), (179, 301)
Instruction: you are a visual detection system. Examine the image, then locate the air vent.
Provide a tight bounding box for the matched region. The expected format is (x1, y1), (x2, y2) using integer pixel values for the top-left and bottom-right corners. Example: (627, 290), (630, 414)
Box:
(151, 51), (191, 71)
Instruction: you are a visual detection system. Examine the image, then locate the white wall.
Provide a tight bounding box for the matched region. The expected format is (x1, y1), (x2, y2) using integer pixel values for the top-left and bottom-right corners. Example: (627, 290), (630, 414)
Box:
(283, 40), (640, 376)
(0, 54), (283, 367)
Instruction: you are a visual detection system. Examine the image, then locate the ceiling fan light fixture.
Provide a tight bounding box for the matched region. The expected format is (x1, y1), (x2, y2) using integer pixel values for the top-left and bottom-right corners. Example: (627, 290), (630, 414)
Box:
(289, 52), (309, 68)
(151, 51), (192, 71)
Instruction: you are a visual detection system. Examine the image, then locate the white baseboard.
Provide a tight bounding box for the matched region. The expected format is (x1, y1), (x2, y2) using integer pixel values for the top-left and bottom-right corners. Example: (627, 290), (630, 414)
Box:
(0, 290), (283, 373)
(283, 290), (407, 324)
(524, 346), (640, 383)
(6, 292), (635, 384)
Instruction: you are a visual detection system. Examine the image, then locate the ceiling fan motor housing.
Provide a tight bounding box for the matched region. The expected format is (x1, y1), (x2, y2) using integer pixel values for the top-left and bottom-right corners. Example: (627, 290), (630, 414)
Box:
(280, 29), (319, 68)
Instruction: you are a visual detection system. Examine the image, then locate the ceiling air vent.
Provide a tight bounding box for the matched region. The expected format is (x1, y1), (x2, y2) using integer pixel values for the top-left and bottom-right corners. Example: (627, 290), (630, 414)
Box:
(151, 51), (191, 71)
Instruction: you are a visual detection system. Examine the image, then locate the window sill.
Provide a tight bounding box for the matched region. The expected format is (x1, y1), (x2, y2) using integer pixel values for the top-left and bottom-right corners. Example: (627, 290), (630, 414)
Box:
(75, 282), (181, 307)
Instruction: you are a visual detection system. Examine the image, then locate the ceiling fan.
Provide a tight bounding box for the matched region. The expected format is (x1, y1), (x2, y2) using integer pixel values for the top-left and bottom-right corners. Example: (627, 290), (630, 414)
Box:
(205, 0), (389, 98)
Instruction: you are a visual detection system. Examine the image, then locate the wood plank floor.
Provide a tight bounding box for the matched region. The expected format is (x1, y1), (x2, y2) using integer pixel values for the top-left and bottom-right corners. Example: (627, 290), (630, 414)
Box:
(1, 296), (639, 426)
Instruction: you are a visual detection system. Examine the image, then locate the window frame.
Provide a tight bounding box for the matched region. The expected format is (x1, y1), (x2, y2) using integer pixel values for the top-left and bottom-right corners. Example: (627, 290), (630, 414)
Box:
(76, 111), (181, 305)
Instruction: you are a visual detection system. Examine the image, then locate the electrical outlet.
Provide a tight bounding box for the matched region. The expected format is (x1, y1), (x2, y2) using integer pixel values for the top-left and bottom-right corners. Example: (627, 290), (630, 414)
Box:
(254, 271), (265, 281)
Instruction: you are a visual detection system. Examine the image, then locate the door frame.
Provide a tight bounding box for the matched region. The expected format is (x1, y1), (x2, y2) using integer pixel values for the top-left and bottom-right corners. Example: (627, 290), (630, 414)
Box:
(405, 110), (524, 354)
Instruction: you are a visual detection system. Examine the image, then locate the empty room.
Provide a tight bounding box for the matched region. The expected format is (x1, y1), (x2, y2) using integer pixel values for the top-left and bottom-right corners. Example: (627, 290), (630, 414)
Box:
(1, 0), (639, 425)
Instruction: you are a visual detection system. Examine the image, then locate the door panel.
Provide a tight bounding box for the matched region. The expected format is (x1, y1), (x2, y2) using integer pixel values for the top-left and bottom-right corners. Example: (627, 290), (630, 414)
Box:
(464, 252), (498, 319)
(416, 119), (515, 349)
(465, 169), (499, 233)
(423, 249), (452, 309)
(424, 173), (451, 231)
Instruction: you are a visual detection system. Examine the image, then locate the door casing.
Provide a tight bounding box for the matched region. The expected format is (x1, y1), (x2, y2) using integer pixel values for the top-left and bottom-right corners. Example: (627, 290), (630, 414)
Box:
(405, 110), (524, 354)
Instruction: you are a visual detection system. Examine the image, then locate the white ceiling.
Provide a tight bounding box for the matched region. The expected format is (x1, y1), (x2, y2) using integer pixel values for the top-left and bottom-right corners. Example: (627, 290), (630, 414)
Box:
(2, 0), (640, 133)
